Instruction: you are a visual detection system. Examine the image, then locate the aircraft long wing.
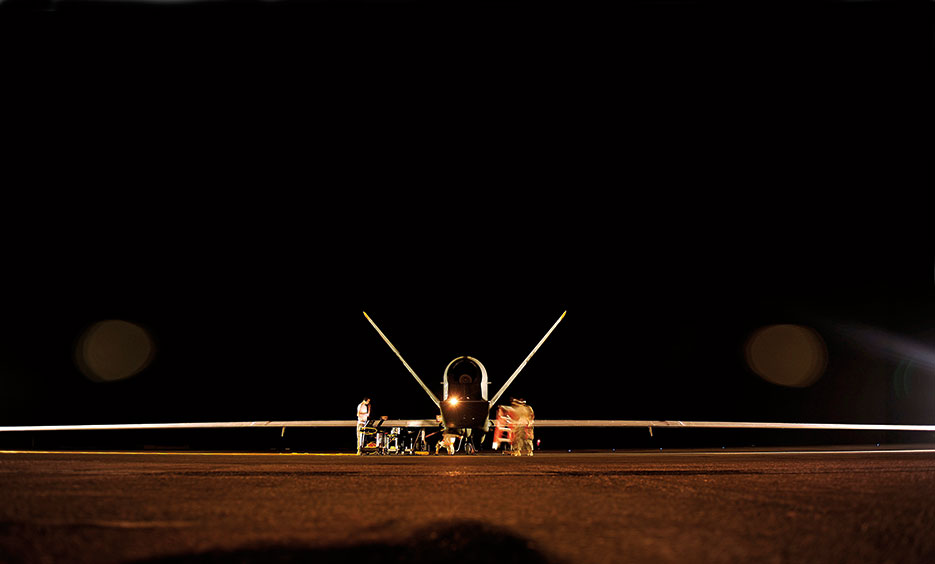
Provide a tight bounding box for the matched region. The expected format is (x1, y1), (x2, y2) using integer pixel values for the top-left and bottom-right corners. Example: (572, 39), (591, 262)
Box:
(489, 310), (566, 406)
(2, 420), (933, 432)
(530, 420), (935, 431)
(363, 312), (440, 407)
(0, 420), (440, 431)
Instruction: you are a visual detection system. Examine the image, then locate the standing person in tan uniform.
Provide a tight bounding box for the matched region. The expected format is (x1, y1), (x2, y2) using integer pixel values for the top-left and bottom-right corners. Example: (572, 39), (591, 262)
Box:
(511, 398), (535, 456)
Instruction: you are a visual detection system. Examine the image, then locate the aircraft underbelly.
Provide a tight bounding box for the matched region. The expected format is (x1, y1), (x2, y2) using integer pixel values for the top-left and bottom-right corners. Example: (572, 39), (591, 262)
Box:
(441, 400), (489, 430)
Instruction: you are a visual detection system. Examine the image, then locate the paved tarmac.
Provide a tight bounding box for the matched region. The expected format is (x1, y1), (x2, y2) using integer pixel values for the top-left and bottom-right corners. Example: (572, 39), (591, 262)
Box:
(1, 448), (934, 564)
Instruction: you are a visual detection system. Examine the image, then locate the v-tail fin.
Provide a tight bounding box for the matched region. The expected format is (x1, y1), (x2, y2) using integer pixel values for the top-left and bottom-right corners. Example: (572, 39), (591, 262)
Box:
(364, 312), (441, 407)
(489, 310), (566, 406)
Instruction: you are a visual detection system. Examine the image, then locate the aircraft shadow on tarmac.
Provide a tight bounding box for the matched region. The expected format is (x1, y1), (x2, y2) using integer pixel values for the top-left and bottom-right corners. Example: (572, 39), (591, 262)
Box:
(131, 519), (561, 564)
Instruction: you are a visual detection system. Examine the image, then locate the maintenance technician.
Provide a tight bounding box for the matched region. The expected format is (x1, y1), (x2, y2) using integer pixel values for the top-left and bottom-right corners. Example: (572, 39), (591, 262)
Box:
(356, 397), (371, 454)
(512, 398), (535, 456)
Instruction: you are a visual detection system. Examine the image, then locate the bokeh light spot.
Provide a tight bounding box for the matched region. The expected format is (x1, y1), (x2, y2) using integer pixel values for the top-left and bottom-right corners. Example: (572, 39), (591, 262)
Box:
(745, 324), (827, 387)
(75, 320), (155, 382)
(893, 360), (914, 400)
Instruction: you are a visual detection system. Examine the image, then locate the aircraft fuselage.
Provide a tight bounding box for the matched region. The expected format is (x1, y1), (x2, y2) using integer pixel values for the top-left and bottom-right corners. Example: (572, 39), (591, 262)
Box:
(439, 356), (491, 434)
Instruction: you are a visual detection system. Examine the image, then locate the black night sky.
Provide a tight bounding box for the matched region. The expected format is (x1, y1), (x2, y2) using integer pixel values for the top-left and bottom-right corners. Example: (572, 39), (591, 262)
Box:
(1, 3), (931, 450)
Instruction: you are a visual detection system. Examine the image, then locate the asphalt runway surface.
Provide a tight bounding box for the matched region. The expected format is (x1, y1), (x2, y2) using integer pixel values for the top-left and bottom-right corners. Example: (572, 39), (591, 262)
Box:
(1, 448), (934, 564)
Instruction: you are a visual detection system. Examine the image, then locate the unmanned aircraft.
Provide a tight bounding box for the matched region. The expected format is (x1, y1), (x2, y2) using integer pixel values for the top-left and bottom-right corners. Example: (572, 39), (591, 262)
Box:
(3, 309), (934, 449)
(362, 310), (565, 450)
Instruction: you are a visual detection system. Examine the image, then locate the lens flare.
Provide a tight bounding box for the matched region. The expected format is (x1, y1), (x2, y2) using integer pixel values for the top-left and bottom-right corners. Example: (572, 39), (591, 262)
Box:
(745, 324), (827, 388)
(75, 320), (155, 382)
